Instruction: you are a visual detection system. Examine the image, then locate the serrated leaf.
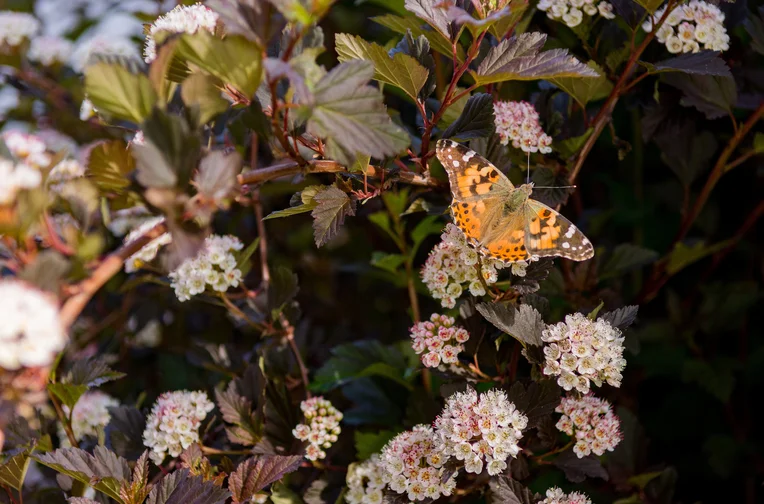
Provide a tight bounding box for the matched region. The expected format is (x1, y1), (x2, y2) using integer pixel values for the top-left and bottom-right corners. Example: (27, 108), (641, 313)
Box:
(263, 382), (301, 451)
(476, 303), (544, 347)
(182, 73), (230, 125)
(215, 385), (262, 446)
(654, 124), (717, 186)
(370, 251), (406, 274)
(177, 32), (262, 98)
(65, 357), (126, 388)
(354, 430), (398, 460)
(311, 185), (356, 247)
(506, 380), (561, 427)
(207, 0), (283, 46)
(600, 305), (639, 330)
(372, 14), (464, 61)
(550, 62), (613, 107)
(666, 240), (731, 275)
(304, 61), (410, 162)
(149, 38), (183, 104)
(136, 108), (202, 189)
(662, 74), (737, 119)
(106, 406), (146, 460)
(404, 0), (452, 40)
(146, 468), (230, 504)
(487, 476), (538, 504)
(312, 341), (410, 393)
(0, 447), (33, 490)
(335, 33), (428, 100)
(229, 455), (302, 503)
(390, 30), (436, 99)
(47, 383), (89, 411)
(744, 7), (764, 56)
(473, 32), (598, 85)
(646, 51), (731, 77)
(634, 0), (662, 13)
(554, 451), (609, 483)
(264, 202), (317, 220)
(600, 244), (658, 279)
(87, 140), (136, 193)
(194, 150), (241, 204)
(446, 5), (512, 34)
(35, 446), (130, 502)
(18, 250), (70, 293)
(442, 93), (495, 140)
(84, 58), (157, 124)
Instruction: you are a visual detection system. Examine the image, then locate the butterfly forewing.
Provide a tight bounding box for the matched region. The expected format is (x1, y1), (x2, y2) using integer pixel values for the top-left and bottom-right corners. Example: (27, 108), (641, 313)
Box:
(524, 200), (594, 260)
(436, 139), (513, 202)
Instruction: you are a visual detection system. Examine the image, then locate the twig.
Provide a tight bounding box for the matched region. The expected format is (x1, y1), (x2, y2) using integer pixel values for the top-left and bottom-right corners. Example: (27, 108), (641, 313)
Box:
(49, 390), (79, 448)
(280, 314), (310, 399)
(200, 445), (251, 456)
(58, 221), (167, 328)
(220, 293), (267, 332)
(250, 133), (271, 285)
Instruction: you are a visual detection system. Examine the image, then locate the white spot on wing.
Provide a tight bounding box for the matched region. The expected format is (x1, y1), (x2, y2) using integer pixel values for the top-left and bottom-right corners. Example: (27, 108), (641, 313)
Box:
(453, 160), (460, 167)
(463, 152), (475, 162)
(565, 225), (577, 239)
(562, 242), (570, 249)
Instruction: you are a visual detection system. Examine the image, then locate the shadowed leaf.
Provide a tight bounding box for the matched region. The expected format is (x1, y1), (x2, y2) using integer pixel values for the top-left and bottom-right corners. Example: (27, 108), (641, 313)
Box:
(442, 93), (495, 140)
(647, 51), (731, 77)
(404, 0), (452, 40)
(550, 62), (613, 107)
(35, 446), (130, 502)
(373, 14), (464, 60)
(600, 305), (639, 330)
(662, 74), (737, 119)
(506, 380), (561, 427)
(487, 476), (539, 504)
(477, 303), (544, 347)
(229, 455), (302, 502)
(311, 185), (357, 247)
(554, 451), (609, 483)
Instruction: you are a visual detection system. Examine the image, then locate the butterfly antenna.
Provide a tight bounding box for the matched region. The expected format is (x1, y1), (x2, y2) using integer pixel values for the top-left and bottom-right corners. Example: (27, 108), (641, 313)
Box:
(534, 185), (578, 189)
(526, 151), (530, 184)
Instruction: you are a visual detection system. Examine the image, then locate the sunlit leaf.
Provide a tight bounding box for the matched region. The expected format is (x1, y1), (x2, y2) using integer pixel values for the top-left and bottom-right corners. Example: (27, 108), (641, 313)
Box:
(311, 185), (357, 247)
(84, 57), (157, 124)
(550, 62), (613, 107)
(373, 14), (464, 61)
(181, 73), (230, 125)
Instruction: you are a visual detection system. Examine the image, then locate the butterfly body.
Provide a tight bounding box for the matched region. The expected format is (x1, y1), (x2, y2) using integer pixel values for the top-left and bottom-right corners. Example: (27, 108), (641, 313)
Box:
(436, 139), (594, 263)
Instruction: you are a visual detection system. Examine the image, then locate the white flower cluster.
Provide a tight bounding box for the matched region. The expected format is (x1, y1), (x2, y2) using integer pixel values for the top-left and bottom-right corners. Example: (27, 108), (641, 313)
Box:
(107, 206), (153, 236)
(345, 455), (386, 504)
(168, 234), (244, 301)
(28, 36), (73, 65)
(541, 312), (626, 394)
(123, 216), (172, 273)
(142, 390), (215, 465)
(538, 0), (615, 28)
(0, 158), (41, 204)
(541, 487), (592, 504)
(0, 280), (66, 370)
(643, 1), (729, 53)
(380, 425), (457, 501)
(58, 391), (119, 446)
(410, 313), (470, 368)
(3, 130), (51, 168)
(47, 158), (85, 192)
(494, 100), (553, 154)
(0, 11), (40, 47)
(143, 3), (218, 63)
(292, 396), (343, 461)
(421, 224), (510, 308)
(556, 394), (622, 458)
(434, 388), (527, 476)
(70, 35), (139, 72)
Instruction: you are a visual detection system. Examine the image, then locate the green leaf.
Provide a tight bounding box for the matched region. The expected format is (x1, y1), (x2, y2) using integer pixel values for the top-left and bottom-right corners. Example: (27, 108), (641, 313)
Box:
(235, 237), (261, 278)
(84, 58), (157, 124)
(753, 132), (764, 154)
(0, 447), (33, 490)
(744, 7), (764, 56)
(229, 455), (302, 503)
(136, 108), (202, 189)
(644, 51), (731, 77)
(182, 73), (230, 125)
(370, 251), (406, 274)
(634, 0), (664, 13)
(312, 340), (411, 393)
(335, 33), (428, 100)
(311, 185), (357, 247)
(270, 482), (303, 504)
(666, 240), (732, 275)
(654, 126), (717, 186)
(662, 74), (737, 120)
(354, 430), (398, 460)
(473, 32), (599, 85)
(264, 203), (317, 220)
(303, 61), (410, 163)
(410, 215), (442, 255)
(35, 446), (131, 502)
(682, 359), (736, 402)
(390, 30), (436, 99)
(177, 32), (262, 98)
(47, 383), (89, 410)
(600, 244), (659, 279)
(357, 362), (414, 390)
(149, 38), (184, 104)
(267, 266), (299, 315)
(550, 62), (613, 107)
(442, 93), (495, 140)
(66, 357), (126, 388)
(87, 140), (136, 193)
(373, 14), (464, 61)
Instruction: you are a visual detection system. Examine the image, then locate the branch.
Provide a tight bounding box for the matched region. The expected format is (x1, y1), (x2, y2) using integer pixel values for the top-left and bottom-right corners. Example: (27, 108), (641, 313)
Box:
(280, 313), (310, 399)
(59, 221), (168, 328)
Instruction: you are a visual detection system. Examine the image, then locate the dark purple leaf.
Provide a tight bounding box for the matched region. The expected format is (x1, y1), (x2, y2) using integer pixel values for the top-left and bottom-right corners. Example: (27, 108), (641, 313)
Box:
(229, 455), (302, 503)
(554, 451), (609, 483)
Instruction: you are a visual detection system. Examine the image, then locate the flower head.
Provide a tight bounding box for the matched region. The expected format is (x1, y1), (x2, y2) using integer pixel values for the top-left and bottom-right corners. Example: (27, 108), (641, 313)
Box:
(59, 391), (119, 446)
(538, 0), (616, 28)
(0, 158), (41, 204)
(434, 388), (527, 476)
(28, 36), (73, 66)
(642, 1), (728, 52)
(2, 130), (51, 168)
(379, 425), (457, 501)
(123, 216), (172, 273)
(144, 3), (218, 63)
(47, 159), (85, 192)
(168, 234), (244, 301)
(142, 390), (215, 464)
(410, 313), (470, 368)
(70, 35), (139, 72)
(292, 396), (342, 461)
(0, 11), (40, 47)
(541, 313), (626, 393)
(0, 280), (66, 370)
(556, 394), (622, 458)
(345, 455), (386, 504)
(541, 487), (593, 504)
(494, 100), (553, 154)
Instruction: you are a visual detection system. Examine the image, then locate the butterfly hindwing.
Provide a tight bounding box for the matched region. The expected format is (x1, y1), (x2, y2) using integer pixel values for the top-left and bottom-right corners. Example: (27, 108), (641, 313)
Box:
(451, 199), (502, 244)
(524, 200), (594, 260)
(479, 211), (530, 262)
(437, 139), (512, 202)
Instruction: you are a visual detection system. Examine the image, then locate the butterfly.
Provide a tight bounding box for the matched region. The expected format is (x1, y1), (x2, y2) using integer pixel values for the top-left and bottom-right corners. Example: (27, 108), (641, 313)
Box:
(436, 139), (594, 263)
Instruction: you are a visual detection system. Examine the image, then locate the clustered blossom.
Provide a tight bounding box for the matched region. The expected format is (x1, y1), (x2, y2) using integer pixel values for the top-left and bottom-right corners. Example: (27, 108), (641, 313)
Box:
(643, 0), (728, 53)
(434, 388), (527, 476)
(0, 158), (41, 204)
(168, 234), (244, 301)
(421, 224), (510, 308)
(494, 100), (553, 154)
(28, 36), (73, 66)
(556, 394), (622, 458)
(107, 206), (153, 236)
(70, 35), (139, 72)
(410, 313), (470, 368)
(143, 3), (218, 63)
(3, 131), (51, 168)
(379, 425), (457, 501)
(123, 216), (172, 273)
(345, 455), (386, 504)
(541, 313), (626, 394)
(292, 396), (342, 461)
(0, 280), (66, 370)
(58, 391), (119, 446)
(0, 11), (40, 47)
(47, 158), (85, 192)
(537, 0), (615, 28)
(142, 390), (214, 464)
(541, 487), (593, 504)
